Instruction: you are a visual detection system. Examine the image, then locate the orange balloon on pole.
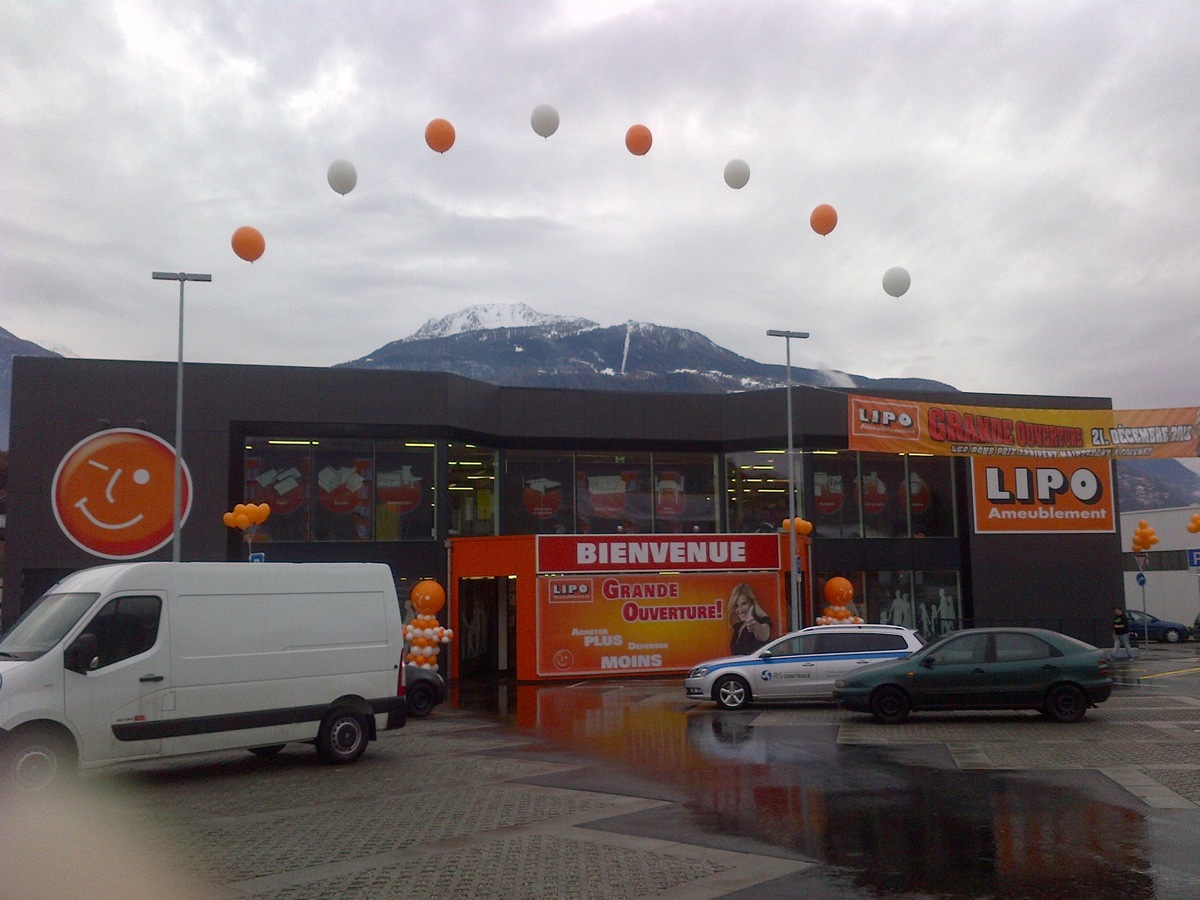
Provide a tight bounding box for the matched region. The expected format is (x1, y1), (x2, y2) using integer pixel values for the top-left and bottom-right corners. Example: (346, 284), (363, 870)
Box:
(823, 576), (854, 606)
(625, 124), (652, 156)
(809, 204), (837, 236)
(425, 118), (456, 153)
(231, 226), (265, 262)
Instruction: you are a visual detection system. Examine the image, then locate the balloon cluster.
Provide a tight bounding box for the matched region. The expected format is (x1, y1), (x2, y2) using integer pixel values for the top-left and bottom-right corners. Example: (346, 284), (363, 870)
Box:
(1130, 519), (1158, 552)
(223, 502), (271, 531)
(1188, 514), (1200, 534)
(781, 517), (813, 536)
(405, 580), (453, 672)
(817, 575), (863, 625)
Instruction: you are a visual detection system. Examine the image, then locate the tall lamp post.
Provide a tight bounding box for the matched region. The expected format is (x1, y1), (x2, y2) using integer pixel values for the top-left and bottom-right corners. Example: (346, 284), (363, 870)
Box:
(152, 271), (212, 562)
(766, 329), (809, 628)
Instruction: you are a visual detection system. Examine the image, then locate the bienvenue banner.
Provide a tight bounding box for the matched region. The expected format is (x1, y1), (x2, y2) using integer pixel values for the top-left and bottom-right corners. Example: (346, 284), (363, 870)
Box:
(848, 395), (1199, 460)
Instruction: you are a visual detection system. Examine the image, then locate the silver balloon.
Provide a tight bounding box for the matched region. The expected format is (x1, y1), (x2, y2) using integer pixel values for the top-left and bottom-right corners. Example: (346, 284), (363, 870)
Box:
(882, 266), (911, 298)
(327, 159), (357, 196)
(530, 104), (560, 138)
(723, 159), (750, 189)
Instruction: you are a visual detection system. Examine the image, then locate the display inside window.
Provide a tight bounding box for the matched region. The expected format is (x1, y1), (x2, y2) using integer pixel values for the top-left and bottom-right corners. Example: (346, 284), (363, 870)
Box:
(449, 443), (495, 536)
(502, 450), (575, 535)
(652, 453), (717, 533)
(376, 443), (435, 540)
(575, 452), (651, 534)
(244, 440), (312, 542)
(809, 452), (862, 538)
(858, 454), (908, 538)
(313, 441), (374, 541)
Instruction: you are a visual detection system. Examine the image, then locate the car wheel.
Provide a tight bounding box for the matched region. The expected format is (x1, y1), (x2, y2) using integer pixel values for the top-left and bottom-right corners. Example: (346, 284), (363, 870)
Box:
(248, 744), (287, 757)
(2, 729), (76, 793)
(316, 708), (369, 764)
(713, 675), (751, 710)
(869, 686), (911, 724)
(1164, 628), (1182, 644)
(1044, 684), (1087, 723)
(408, 681), (436, 718)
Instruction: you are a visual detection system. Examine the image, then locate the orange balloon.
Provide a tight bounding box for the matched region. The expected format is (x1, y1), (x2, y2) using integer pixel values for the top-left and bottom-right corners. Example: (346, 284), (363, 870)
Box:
(235, 513), (251, 530)
(823, 576), (854, 606)
(795, 519), (813, 536)
(425, 118), (456, 153)
(411, 579), (446, 615)
(810, 204), (837, 236)
(625, 124), (652, 156)
(222, 512), (236, 528)
(231, 226), (265, 262)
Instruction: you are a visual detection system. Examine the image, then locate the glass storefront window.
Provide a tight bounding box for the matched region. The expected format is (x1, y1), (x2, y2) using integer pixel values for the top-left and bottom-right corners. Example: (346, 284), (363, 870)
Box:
(914, 570), (962, 638)
(501, 450), (575, 535)
(858, 453), (908, 538)
(809, 451), (862, 538)
(906, 456), (956, 538)
(574, 452), (652, 534)
(726, 450), (790, 533)
(847, 569), (962, 639)
(243, 438), (313, 542)
(375, 442), (435, 540)
(651, 453), (717, 533)
(449, 443), (496, 536)
(313, 440), (374, 541)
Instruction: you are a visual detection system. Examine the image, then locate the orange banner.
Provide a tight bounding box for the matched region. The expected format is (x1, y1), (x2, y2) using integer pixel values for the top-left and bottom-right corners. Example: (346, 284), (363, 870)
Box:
(848, 396), (1199, 460)
(971, 458), (1116, 534)
(536, 572), (783, 677)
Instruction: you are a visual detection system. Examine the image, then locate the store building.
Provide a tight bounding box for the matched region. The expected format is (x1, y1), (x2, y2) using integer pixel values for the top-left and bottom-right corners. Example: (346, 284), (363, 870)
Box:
(4, 357), (1125, 681)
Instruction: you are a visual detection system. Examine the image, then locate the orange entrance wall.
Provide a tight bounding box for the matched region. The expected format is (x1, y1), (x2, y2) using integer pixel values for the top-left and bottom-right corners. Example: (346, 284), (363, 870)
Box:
(448, 534), (810, 683)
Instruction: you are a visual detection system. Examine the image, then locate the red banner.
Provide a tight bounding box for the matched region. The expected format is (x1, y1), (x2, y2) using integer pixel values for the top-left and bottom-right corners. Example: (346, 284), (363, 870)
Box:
(848, 395), (1200, 460)
(536, 534), (780, 574)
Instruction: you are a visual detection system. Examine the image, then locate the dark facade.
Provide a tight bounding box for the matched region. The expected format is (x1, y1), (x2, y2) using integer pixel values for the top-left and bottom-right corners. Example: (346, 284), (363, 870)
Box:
(4, 357), (1124, 647)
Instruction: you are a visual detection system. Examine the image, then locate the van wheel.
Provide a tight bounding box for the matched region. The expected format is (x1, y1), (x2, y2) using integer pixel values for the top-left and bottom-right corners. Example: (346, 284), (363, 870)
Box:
(407, 682), (437, 718)
(316, 709), (369, 764)
(714, 675), (751, 710)
(869, 686), (911, 724)
(2, 729), (76, 793)
(248, 744), (286, 757)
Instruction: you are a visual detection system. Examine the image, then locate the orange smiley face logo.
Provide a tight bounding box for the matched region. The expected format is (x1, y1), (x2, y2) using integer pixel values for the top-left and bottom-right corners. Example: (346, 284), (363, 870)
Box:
(52, 428), (192, 559)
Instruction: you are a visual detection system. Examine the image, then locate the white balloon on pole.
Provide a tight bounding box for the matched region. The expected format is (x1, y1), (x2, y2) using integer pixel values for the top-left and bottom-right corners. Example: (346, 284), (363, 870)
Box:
(723, 159), (750, 189)
(327, 159), (357, 195)
(882, 266), (911, 298)
(530, 104), (560, 138)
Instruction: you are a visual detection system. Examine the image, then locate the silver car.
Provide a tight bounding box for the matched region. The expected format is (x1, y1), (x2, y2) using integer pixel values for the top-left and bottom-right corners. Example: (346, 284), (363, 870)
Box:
(685, 624), (925, 710)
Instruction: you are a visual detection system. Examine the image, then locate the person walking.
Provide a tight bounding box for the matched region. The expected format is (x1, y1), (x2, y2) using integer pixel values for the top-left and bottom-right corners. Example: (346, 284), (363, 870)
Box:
(1111, 605), (1135, 660)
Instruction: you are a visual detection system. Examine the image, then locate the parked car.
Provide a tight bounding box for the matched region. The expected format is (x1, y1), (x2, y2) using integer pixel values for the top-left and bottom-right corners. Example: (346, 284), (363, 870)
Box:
(1126, 610), (1192, 644)
(685, 624), (924, 710)
(405, 665), (448, 717)
(833, 627), (1111, 724)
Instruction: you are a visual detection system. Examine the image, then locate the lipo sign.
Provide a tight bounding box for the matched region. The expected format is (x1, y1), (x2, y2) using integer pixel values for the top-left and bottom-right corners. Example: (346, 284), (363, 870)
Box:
(971, 459), (1115, 534)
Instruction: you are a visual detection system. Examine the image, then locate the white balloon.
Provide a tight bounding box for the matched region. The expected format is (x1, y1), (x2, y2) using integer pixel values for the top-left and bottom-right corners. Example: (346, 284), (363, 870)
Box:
(530, 104), (560, 138)
(882, 266), (911, 298)
(723, 159), (750, 189)
(327, 159), (357, 195)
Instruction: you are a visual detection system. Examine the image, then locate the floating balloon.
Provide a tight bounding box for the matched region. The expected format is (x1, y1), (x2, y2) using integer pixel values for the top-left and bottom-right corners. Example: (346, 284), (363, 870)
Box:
(530, 104), (560, 138)
(231, 226), (265, 263)
(810, 204), (837, 236)
(781, 517), (813, 535)
(327, 159), (357, 195)
(425, 118), (456, 153)
(882, 266), (911, 298)
(222, 512), (236, 528)
(625, 124), (652, 156)
(723, 159), (750, 189)
(823, 576), (854, 606)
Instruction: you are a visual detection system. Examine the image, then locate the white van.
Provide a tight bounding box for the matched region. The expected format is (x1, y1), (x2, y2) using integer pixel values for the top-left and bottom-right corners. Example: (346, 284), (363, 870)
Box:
(0, 562), (408, 792)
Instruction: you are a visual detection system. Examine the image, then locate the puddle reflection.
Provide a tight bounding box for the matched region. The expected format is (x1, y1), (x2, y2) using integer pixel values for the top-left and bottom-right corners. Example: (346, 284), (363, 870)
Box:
(453, 679), (1158, 898)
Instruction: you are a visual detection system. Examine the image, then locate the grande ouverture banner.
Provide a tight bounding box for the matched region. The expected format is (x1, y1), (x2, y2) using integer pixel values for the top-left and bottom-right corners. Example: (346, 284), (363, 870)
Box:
(847, 396), (1199, 460)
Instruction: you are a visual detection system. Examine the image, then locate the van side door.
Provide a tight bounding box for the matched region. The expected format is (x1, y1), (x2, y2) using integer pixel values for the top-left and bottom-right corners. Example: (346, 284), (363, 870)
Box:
(63, 593), (169, 763)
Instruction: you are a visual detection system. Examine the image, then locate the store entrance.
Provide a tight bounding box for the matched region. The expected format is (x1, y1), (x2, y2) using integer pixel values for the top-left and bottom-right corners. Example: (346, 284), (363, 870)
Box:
(457, 576), (517, 678)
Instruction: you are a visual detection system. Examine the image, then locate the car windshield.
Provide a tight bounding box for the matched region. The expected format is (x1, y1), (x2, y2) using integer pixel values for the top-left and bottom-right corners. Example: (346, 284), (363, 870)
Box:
(0, 592), (99, 660)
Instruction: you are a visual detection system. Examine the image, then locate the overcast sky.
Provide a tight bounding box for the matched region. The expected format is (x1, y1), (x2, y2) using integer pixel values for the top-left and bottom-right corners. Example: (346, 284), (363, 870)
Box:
(3, 0), (1198, 410)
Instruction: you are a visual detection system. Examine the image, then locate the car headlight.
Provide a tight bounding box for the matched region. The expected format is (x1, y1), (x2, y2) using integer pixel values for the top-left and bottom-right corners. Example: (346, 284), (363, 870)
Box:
(688, 666), (709, 678)
(834, 679), (849, 689)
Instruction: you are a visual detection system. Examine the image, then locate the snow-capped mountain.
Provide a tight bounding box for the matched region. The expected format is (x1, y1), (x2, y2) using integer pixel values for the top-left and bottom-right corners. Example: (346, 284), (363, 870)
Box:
(405, 303), (598, 342)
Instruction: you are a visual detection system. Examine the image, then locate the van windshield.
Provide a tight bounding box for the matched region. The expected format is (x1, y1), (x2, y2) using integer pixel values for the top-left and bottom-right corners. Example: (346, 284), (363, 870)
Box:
(0, 593), (100, 660)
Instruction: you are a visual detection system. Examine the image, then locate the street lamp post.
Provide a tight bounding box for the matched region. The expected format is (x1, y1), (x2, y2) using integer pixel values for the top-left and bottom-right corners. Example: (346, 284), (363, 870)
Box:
(152, 271), (212, 562)
(766, 329), (810, 629)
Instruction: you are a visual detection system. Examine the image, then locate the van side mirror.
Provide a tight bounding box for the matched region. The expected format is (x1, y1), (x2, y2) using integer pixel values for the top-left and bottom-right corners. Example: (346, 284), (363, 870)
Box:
(64, 633), (99, 674)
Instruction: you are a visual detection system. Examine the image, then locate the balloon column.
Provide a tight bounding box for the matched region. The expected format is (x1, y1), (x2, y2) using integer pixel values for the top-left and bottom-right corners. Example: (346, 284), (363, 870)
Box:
(817, 575), (863, 625)
(1130, 519), (1158, 552)
(405, 580), (453, 672)
(222, 502), (271, 559)
(1188, 514), (1200, 534)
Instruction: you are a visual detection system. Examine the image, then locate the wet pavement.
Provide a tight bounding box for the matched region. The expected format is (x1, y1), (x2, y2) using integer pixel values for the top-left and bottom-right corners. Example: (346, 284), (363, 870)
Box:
(2, 643), (1198, 898)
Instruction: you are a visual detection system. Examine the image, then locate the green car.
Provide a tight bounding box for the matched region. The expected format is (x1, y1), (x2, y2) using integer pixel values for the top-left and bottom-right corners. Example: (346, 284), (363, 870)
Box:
(833, 627), (1112, 724)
